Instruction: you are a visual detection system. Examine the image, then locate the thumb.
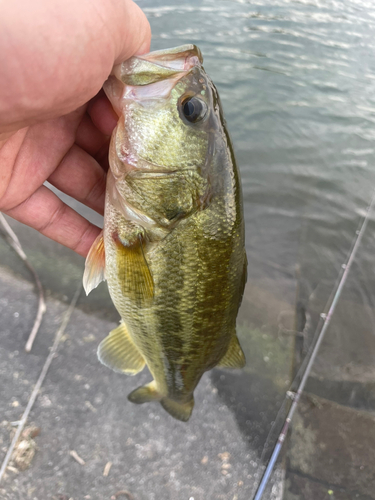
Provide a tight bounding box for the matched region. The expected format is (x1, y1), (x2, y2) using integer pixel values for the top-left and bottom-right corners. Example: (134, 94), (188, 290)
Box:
(112, 0), (151, 63)
(0, 0), (151, 133)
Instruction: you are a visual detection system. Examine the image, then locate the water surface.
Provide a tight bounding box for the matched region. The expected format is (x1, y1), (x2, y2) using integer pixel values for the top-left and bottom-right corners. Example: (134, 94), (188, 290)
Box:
(137, 0), (375, 495)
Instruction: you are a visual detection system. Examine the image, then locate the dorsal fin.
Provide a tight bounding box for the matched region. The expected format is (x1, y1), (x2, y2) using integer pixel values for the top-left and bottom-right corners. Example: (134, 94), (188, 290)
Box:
(217, 334), (246, 369)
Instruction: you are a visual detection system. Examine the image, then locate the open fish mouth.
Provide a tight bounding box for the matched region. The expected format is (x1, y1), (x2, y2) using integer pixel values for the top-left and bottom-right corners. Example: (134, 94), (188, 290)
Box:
(104, 45), (204, 105)
(113, 44), (203, 85)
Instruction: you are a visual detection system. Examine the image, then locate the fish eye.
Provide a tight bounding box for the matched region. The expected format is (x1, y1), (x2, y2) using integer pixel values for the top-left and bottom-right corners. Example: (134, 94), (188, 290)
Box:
(180, 96), (207, 123)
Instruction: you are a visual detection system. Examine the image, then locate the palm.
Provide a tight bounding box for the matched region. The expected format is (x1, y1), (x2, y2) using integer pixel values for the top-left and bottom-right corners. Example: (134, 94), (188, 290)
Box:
(0, 95), (117, 256)
(0, 0), (150, 256)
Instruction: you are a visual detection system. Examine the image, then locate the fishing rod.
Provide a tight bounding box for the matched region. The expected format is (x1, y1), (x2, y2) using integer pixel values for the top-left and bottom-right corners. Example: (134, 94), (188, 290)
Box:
(252, 190), (375, 500)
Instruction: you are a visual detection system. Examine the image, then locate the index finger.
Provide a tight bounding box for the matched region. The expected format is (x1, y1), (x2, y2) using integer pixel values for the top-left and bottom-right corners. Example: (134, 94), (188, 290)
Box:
(4, 185), (101, 257)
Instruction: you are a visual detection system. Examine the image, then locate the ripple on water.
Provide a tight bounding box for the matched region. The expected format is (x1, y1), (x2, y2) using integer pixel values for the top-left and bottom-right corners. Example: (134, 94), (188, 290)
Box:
(137, 0), (375, 475)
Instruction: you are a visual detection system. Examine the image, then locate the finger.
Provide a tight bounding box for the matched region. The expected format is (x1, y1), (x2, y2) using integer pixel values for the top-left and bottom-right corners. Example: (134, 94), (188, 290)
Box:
(0, 112), (83, 211)
(112, 0), (151, 62)
(88, 91), (118, 136)
(48, 144), (106, 215)
(0, 127), (28, 201)
(1, 0), (151, 132)
(5, 185), (101, 257)
(94, 141), (111, 172)
(85, 91), (117, 171)
(75, 111), (110, 157)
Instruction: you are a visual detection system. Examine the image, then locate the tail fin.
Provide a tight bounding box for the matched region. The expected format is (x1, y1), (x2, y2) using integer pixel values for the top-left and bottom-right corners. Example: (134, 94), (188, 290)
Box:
(127, 382), (194, 422)
(160, 397), (194, 422)
(128, 381), (160, 404)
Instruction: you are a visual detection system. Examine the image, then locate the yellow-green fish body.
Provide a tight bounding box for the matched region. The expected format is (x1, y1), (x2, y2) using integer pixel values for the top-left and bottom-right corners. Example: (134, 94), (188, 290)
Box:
(84, 45), (247, 421)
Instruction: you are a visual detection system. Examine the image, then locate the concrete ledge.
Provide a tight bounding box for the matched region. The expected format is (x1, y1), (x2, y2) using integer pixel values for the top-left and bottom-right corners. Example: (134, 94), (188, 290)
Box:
(286, 394), (375, 499)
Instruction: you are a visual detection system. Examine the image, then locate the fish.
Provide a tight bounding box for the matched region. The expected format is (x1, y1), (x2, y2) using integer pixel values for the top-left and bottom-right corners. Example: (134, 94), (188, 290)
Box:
(83, 45), (247, 422)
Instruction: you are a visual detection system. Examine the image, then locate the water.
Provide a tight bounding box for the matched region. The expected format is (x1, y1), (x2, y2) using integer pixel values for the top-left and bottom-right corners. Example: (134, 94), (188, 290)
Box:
(1, 1), (374, 497)
(137, 0), (375, 496)
(141, 0), (375, 281)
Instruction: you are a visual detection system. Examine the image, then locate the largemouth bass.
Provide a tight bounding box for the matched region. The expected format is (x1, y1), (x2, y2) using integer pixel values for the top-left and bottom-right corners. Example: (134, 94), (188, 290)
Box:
(83, 45), (247, 422)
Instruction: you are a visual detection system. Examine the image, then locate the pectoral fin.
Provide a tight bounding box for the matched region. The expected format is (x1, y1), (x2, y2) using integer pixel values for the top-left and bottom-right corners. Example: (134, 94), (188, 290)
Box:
(83, 231), (105, 295)
(115, 233), (154, 304)
(98, 322), (145, 375)
(217, 334), (246, 369)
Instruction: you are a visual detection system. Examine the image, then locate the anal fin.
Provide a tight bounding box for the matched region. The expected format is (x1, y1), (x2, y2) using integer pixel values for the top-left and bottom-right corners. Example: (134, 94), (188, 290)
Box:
(217, 334), (246, 369)
(98, 322), (145, 375)
(83, 231), (105, 295)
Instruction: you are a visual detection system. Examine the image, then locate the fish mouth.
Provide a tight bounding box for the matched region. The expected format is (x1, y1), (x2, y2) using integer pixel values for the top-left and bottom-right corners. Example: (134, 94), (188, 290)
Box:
(112, 44), (203, 86)
(104, 45), (204, 107)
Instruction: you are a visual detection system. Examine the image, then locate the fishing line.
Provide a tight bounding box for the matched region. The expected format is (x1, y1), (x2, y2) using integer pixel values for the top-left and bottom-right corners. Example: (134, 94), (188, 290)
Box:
(253, 189), (375, 500)
(0, 285), (81, 484)
(0, 213), (46, 352)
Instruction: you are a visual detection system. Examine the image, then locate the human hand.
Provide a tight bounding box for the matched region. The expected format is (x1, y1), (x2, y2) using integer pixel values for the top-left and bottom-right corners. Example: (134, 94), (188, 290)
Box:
(0, 0), (151, 257)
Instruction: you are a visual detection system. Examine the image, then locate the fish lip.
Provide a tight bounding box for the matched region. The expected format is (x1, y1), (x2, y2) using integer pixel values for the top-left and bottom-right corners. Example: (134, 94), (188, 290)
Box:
(126, 166), (200, 178)
(104, 45), (206, 112)
(138, 44), (203, 70)
(111, 45), (203, 87)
